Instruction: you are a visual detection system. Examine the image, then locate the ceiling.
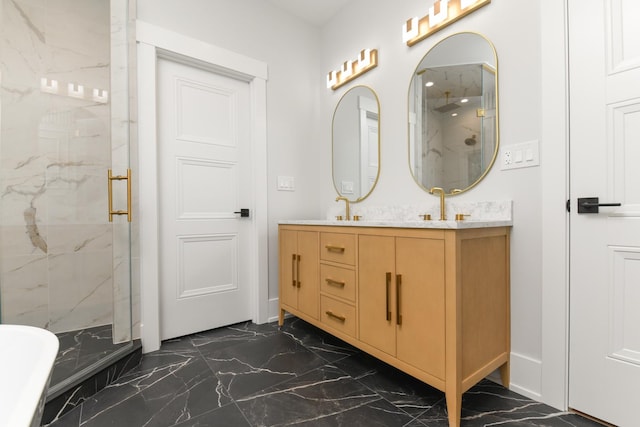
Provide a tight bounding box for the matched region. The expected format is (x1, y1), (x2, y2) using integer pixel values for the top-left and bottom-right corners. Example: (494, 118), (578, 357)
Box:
(267, 0), (350, 26)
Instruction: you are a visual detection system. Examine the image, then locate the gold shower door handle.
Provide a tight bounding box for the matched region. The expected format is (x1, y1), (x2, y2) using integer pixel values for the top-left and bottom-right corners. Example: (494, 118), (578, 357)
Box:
(108, 169), (132, 222)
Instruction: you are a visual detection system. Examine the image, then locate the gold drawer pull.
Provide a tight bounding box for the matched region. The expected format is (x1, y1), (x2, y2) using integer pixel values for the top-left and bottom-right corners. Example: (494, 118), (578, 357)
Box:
(325, 245), (345, 253)
(385, 272), (392, 321)
(325, 278), (346, 288)
(396, 274), (403, 326)
(291, 254), (297, 287)
(325, 310), (346, 322)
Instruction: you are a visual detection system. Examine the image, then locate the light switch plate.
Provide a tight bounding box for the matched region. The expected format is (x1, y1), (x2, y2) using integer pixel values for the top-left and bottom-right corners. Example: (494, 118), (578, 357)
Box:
(277, 175), (295, 191)
(341, 181), (354, 194)
(500, 140), (540, 170)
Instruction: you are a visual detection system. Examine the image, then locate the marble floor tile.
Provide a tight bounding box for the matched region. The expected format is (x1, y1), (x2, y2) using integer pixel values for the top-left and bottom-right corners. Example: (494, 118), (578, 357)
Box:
(236, 364), (413, 427)
(76, 350), (230, 427)
(279, 317), (360, 363)
(46, 318), (605, 427)
(202, 332), (328, 401)
(189, 321), (279, 354)
(172, 403), (251, 427)
(334, 352), (444, 417)
(50, 325), (129, 386)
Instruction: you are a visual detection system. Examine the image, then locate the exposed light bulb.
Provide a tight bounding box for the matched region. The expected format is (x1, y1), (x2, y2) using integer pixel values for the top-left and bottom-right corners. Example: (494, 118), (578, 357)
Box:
(402, 17), (419, 43)
(460, 0), (479, 9)
(326, 70), (337, 88)
(341, 60), (353, 78)
(357, 49), (371, 68)
(428, 0), (449, 27)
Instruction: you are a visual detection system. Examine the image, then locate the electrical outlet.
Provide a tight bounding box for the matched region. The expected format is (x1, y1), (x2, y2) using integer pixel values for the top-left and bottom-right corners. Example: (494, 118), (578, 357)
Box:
(503, 150), (513, 166)
(501, 140), (540, 170)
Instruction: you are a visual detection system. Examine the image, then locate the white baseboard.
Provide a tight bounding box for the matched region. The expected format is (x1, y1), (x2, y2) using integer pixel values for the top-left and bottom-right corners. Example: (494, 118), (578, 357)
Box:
(267, 297), (280, 323)
(495, 352), (542, 401)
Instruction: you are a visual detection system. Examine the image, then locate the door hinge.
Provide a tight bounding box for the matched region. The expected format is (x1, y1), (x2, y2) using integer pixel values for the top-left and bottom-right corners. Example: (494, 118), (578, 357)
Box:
(566, 199), (570, 213)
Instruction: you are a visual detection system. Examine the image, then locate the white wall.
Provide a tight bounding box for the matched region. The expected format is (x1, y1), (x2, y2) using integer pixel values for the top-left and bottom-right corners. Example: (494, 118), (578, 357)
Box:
(318, 0), (544, 399)
(137, 0), (567, 407)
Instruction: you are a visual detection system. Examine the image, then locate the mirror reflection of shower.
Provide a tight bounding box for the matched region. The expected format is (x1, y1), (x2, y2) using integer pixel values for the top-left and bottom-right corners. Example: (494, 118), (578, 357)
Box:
(408, 32), (499, 196)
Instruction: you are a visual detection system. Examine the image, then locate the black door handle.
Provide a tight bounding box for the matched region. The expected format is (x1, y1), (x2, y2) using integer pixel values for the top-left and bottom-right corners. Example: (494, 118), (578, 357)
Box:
(577, 197), (621, 214)
(234, 208), (250, 217)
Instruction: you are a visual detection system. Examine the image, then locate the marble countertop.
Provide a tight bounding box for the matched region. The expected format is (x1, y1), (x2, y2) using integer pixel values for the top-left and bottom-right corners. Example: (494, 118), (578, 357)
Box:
(280, 200), (513, 229)
(278, 219), (513, 229)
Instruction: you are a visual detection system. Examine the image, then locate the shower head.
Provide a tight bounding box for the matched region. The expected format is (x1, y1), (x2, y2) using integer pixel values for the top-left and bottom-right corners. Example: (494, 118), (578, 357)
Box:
(434, 91), (460, 113)
(464, 135), (477, 146)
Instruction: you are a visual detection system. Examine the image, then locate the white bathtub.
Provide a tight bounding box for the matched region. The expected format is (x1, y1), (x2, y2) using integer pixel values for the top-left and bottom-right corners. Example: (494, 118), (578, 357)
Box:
(0, 325), (59, 427)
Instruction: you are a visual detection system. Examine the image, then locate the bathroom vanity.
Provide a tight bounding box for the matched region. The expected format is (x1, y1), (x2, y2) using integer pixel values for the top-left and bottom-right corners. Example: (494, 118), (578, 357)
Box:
(279, 220), (510, 427)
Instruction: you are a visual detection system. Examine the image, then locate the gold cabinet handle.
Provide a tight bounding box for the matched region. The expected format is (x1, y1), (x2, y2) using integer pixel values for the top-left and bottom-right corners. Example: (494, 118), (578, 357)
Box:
(108, 169), (132, 222)
(385, 272), (392, 321)
(296, 254), (301, 288)
(325, 311), (346, 322)
(325, 245), (345, 253)
(325, 278), (345, 288)
(291, 254), (297, 287)
(396, 274), (402, 326)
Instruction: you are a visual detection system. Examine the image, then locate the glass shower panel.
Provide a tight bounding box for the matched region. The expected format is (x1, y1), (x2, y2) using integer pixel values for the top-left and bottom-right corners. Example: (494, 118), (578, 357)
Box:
(0, 0), (133, 393)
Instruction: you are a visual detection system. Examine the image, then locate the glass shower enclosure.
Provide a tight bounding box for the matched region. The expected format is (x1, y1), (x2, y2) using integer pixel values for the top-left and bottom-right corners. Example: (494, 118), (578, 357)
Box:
(0, 0), (135, 397)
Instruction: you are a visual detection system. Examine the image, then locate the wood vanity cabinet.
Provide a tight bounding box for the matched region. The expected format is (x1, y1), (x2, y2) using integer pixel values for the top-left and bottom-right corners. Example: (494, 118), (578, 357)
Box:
(279, 229), (319, 319)
(358, 233), (446, 380)
(279, 224), (510, 427)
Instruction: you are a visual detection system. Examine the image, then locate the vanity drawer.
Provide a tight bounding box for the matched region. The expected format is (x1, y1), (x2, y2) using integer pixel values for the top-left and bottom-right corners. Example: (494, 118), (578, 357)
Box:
(320, 264), (356, 302)
(320, 232), (356, 265)
(320, 295), (356, 338)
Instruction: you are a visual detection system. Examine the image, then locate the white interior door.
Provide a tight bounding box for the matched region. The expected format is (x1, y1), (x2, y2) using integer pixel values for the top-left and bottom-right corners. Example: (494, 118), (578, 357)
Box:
(157, 56), (253, 340)
(569, 1), (640, 425)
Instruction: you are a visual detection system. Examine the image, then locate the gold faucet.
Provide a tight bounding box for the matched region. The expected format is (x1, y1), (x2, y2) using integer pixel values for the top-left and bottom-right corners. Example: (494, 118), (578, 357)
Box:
(429, 187), (446, 220)
(335, 196), (350, 220)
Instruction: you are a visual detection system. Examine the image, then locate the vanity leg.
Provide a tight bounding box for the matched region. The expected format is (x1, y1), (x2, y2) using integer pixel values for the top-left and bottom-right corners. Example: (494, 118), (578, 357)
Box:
(445, 390), (462, 427)
(278, 308), (285, 327)
(499, 360), (510, 388)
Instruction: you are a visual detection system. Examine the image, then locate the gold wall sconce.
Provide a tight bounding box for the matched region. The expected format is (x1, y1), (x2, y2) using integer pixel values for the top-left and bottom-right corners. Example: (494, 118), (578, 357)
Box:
(326, 49), (378, 90)
(402, 0), (491, 47)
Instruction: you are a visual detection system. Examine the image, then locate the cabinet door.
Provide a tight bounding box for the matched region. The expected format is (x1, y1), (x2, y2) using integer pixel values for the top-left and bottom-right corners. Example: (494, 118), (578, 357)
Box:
(396, 237), (445, 379)
(296, 231), (319, 319)
(359, 235), (396, 355)
(280, 229), (299, 309)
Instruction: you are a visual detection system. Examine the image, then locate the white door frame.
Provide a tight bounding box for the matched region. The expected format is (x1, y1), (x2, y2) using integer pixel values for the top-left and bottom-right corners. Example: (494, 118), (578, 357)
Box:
(136, 21), (269, 353)
(540, 0), (569, 411)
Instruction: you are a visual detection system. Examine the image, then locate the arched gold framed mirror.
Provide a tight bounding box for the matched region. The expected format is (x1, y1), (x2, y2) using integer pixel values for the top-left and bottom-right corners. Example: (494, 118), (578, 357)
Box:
(332, 85), (380, 202)
(408, 32), (498, 195)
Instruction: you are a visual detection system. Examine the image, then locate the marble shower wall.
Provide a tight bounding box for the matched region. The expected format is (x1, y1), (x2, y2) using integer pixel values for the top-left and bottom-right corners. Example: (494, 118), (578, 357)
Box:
(0, 0), (133, 336)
